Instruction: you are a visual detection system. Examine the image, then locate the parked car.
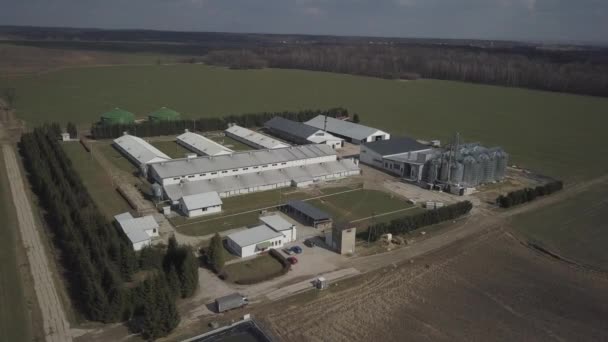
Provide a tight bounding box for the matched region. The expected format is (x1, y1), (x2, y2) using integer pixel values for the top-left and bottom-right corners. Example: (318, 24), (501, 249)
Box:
(304, 239), (316, 248)
(287, 256), (298, 265)
(283, 248), (294, 255)
(290, 246), (303, 254)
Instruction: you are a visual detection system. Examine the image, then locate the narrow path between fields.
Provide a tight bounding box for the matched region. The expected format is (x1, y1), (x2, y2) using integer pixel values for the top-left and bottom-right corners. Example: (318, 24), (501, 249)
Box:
(2, 145), (72, 342)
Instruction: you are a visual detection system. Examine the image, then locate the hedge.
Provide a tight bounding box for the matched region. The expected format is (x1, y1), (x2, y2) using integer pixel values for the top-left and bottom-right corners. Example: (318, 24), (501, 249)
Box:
(497, 180), (563, 208)
(362, 201), (473, 242)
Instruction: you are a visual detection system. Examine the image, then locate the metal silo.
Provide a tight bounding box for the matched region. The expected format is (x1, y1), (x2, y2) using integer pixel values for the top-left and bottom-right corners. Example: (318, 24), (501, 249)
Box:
(495, 150), (509, 180)
(439, 158), (450, 182)
(462, 155), (477, 186)
(478, 154), (491, 183)
(471, 156), (484, 186)
(486, 151), (498, 183)
(450, 162), (464, 184)
(424, 159), (440, 183)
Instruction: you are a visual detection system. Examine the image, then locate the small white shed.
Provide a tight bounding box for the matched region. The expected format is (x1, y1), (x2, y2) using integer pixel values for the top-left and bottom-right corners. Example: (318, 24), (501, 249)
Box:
(179, 191), (223, 217)
(114, 212), (160, 251)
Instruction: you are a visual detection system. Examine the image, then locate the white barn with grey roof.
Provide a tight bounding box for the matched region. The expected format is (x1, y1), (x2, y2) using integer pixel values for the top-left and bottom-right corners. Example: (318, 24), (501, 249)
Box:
(113, 134), (171, 171)
(305, 115), (390, 144)
(178, 191), (223, 217)
(114, 212), (160, 251)
(226, 225), (285, 258)
(225, 124), (290, 150)
(259, 214), (297, 242)
(148, 144), (339, 186)
(264, 116), (344, 149)
(162, 158), (360, 202)
(176, 131), (233, 157)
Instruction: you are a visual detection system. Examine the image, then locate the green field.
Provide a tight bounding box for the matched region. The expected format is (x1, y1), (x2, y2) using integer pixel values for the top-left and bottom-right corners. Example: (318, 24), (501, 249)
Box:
(223, 253), (284, 284)
(513, 180), (608, 272)
(0, 148), (35, 341)
(209, 135), (252, 151)
(3, 64), (608, 182)
(95, 142), (139, 175)
(150, 141), (192, 159)
(62, 142), (131, 217)
(309, 189), (414, 225)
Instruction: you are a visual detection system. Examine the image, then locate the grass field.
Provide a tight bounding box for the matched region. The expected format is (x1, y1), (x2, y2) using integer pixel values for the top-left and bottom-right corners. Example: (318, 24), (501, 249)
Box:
(209, 135), (252, 151)
(3, 64), (608, 182)
(62, 142), (131, 217)
(0, 148), (35, 342)
(150, 141), (192, 158)
(512, 180), (608, 272)
(173, 186), (408, 236)
(308, 189), (414, 225)
(95, 142), (139, 175)
(223, 253), (284, 284)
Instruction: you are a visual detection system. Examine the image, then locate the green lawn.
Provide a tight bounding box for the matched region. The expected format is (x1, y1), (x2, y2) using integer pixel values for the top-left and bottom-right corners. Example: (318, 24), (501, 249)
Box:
(94, 142), (139, 175)
(173, 185), (365, 236)
(512, 180), (608, 272)
(62, 142), (131, 217)
(0, 148), (35, 341)
(3, 64), (608, 182)
(309, 189), (414, 225)
(150, 141), (192, 159)
(223, 253), (285, 284)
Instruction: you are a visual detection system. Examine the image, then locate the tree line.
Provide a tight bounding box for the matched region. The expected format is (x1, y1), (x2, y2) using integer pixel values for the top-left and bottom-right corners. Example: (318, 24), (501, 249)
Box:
(497, 180), (563, 208)
(20, 125), (198, 339)
(203, 46), (608, 97)
(362, 201), (473, 242)
(90, 107), (349, 139)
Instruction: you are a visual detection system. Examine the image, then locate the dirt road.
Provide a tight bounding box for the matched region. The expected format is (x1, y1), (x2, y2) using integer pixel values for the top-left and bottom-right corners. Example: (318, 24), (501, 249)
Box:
(2, 145), (72, 342)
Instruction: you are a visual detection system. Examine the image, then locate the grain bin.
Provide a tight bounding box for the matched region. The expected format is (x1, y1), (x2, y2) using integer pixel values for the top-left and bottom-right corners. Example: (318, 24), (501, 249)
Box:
(100, 108), (135, 125)
(424, 159), (440, 183)
(450, 162), (464, 184)
(148, 107), (181, 122)
(495, 150), (509, 180)
(462, 155), (477, 186)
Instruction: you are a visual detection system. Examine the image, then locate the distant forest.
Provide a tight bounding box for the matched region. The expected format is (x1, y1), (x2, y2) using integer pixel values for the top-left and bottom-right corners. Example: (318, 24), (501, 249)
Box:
(2, 25), (608, 97)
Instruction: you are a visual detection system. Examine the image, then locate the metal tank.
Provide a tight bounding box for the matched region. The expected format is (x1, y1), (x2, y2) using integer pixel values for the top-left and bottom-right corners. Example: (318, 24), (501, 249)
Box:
(495, 150), (509, 180)
(478, 154), (491, 183)
(450, 162), (464, 184)
(424, 159), (440, 183)
(439, 159), (450, 182)
(462, 155), (477, 187)
(471, 156), (484, 186)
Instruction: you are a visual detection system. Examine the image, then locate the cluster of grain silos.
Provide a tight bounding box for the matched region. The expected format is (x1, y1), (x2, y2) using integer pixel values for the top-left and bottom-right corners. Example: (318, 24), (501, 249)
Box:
(423, 143), (508, 187)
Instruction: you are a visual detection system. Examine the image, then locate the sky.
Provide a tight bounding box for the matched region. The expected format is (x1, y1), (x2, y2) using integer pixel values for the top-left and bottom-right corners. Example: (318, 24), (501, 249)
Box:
(1, 0), (607, 43)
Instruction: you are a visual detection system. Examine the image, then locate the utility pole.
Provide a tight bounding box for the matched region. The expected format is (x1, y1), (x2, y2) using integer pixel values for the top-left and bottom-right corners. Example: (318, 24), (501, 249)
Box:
(367, 210), (376, 245)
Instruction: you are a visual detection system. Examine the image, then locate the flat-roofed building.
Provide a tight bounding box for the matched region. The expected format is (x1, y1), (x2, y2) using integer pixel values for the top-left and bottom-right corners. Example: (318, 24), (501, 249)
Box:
(225, 124), (290, 150)
(177, 131), (233, 157)
(178, 191), (223, 217)
(226, 225), (285, 258)
(305, 115), (390, 144)
(259, 214), (297, 243)
(264, 116), (344, 149)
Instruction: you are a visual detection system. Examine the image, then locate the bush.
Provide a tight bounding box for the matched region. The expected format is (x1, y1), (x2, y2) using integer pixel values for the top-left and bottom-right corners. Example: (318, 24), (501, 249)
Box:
(497, 180), (564, 208)
(365, 201), (473, 242)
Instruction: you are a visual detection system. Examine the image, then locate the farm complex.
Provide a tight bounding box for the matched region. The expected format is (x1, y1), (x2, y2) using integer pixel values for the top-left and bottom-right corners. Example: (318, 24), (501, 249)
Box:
(2, 47), (607, 342)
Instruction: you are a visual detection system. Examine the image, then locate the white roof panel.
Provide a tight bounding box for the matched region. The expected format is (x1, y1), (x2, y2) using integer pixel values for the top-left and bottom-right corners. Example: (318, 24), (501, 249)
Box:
(227, 224), (283, 248)
(114, 213), (158, 244)
(305, 115), (388, 141)
(177, 132), (233, 156)
(150, 144), (336, 179)
(260, 214), (294, 231)
(113, 134), (171, 165)
(180, 191), (223, 210)
(225, 125), (290, 149)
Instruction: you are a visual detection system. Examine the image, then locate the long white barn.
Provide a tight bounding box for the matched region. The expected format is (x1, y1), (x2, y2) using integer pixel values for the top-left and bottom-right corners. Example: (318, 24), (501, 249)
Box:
(148, 144), (338, 186)
(176, 131), (233, 157)
(113, 134), (171, 167)
(225, 124), (290, 150)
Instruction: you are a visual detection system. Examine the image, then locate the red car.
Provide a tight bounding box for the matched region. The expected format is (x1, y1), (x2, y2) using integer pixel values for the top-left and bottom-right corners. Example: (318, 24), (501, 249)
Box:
(287, 256), (298, 265)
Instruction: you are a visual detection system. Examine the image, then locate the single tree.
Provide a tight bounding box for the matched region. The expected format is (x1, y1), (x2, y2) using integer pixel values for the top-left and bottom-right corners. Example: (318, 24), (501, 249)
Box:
(208, 233), (225, 273)
(353, 113), (360, 123)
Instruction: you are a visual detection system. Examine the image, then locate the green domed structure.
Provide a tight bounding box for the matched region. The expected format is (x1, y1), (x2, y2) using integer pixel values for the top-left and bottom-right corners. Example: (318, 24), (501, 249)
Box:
(100, 108), (136, 125)
(148, 107), (181, 122)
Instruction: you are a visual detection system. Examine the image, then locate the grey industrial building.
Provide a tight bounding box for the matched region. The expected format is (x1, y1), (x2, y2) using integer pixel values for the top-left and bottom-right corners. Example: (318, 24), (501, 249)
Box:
(361, 137), (509, 189)
(280, 200), (333, 229)
(264, 116), (344, 149)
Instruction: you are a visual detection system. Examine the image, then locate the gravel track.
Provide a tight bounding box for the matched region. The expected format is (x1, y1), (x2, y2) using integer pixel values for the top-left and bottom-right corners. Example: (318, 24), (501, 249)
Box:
(2, 145), (72, 342)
